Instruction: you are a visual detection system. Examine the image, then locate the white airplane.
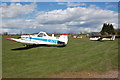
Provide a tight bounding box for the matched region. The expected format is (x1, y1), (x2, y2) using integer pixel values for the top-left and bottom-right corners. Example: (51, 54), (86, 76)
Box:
(90, 35), (115, 41)
(7, 32), (68, 47)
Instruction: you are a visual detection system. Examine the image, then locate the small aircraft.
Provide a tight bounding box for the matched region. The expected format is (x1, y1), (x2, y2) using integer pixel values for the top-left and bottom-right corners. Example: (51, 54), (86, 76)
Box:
(90, 35), (115, 41)
(7, 32), (68, 47)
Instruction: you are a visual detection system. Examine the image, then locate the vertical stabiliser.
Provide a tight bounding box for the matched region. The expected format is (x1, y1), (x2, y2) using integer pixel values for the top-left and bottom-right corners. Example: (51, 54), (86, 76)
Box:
(59, 33), (68, 45)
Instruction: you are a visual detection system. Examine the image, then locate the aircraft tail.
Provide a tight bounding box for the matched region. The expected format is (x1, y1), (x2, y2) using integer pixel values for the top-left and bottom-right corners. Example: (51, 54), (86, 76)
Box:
(111, 35), (115, 40)
(59, 33), (68, 45)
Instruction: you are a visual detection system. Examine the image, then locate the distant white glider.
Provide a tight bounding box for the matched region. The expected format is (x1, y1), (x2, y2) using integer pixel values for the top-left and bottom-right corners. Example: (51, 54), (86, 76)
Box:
(90, 35), (115, 41)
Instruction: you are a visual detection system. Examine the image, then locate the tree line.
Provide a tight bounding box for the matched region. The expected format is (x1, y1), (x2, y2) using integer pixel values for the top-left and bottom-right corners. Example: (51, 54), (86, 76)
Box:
(100, 23), (116, 35)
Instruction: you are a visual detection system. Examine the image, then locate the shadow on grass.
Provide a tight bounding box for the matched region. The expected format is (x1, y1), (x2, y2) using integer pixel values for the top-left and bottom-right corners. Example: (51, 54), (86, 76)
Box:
(11, 44), (65, 51)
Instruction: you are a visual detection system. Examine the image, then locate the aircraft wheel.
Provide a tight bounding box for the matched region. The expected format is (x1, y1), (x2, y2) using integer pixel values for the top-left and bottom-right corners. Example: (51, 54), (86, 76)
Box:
(24, 44), (29, 47)
(61, 43), (66, 47)
(33, 44), (36, 47)
(63, 44), (66, 47)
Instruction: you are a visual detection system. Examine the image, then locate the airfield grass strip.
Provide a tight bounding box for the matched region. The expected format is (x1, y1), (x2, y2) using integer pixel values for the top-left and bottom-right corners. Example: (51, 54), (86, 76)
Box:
(2, 36), (118, 78)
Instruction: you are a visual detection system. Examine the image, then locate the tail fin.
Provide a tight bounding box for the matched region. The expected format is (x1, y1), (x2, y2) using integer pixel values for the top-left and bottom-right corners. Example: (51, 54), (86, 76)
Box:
(59, 33), (68, 45)
(111, 35), (115, 40)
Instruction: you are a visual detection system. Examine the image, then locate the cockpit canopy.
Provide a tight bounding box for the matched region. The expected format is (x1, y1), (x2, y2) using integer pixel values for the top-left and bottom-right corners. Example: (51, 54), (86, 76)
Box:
(37, 32), (48, 37)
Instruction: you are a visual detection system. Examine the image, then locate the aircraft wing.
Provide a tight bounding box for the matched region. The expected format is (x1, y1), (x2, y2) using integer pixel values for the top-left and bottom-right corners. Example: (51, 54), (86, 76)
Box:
(101, 38), (111, 40)
(7, 38), (38, 44)
(7, 38), (65, 45)
(90, 37), (100, 40)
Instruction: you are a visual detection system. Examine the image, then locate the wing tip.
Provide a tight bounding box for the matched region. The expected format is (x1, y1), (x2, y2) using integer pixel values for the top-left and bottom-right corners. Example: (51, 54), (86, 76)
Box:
(7, 38), (16, 42)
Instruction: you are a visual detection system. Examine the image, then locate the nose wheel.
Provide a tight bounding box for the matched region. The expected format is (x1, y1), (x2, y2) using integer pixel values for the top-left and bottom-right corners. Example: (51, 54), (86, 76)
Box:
(24, 44), (37, 47)
(24, 44), (29, 47)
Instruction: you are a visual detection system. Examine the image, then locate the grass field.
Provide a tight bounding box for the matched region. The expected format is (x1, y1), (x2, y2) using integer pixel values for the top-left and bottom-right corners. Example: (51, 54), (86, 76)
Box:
(2, 35), (118, 78)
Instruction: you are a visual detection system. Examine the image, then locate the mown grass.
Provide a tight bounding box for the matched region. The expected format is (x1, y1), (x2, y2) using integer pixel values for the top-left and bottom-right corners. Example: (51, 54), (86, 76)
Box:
(2, 35), (118, 78)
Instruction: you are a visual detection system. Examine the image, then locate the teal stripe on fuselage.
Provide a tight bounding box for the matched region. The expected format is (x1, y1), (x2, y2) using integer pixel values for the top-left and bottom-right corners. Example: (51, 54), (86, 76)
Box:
(21, 37), (58, 43)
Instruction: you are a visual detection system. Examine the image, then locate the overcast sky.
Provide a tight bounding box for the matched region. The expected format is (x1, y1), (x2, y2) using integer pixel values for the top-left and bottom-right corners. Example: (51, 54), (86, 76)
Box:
(0, 2), (118, 34)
